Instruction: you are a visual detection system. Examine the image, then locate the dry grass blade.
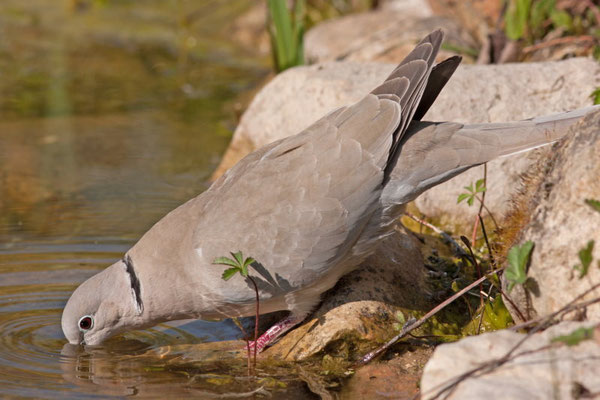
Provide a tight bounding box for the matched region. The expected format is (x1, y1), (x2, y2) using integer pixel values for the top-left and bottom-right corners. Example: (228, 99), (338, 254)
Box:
(355, 267), (505, 366)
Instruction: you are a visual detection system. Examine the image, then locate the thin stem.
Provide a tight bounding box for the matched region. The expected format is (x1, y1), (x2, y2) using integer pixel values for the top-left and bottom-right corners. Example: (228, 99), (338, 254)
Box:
(471, 164), (487, 245)
(355, 267), (505, 366)
(461, 236), (484, 310)
(478, 215), (495, 268)
(248, 276), (260, 375)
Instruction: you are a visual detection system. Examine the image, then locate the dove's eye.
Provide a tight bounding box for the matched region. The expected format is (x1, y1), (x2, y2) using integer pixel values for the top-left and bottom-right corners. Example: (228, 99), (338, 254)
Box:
(78, 315), (94, 331)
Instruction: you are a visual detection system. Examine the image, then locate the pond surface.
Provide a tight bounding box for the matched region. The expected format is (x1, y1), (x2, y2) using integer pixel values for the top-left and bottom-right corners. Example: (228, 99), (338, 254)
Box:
(0, 1), (316, 398)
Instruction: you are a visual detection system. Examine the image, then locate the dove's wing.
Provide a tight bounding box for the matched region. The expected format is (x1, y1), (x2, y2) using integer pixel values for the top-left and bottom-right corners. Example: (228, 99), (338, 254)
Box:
(173, 31), (448, 313)
(189, 94), (400, 311)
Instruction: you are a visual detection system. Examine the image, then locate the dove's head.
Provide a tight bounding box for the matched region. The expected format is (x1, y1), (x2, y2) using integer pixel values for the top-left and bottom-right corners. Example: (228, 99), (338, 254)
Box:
(61, 258), (143, 345)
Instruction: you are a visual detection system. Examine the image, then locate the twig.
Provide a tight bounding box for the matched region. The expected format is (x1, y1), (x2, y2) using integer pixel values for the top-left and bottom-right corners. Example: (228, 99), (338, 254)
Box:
(355, 267), (505, 366)
(522, 35), (595, 54)
(404, 212), (468, 257)
(461, 236), (484, 310)
(478, 217), (528, 322)
(498, 286), (527, 323)
(477, 284), (495, 334)
(509, 295), (600, 332)
(471, 164), (488, 246)
(478, 216), (495, 268)
(477, 200), (500, 232)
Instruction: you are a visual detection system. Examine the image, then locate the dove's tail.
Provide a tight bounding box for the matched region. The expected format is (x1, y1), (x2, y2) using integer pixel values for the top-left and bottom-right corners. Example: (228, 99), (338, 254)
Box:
(382, 105), (600, 205)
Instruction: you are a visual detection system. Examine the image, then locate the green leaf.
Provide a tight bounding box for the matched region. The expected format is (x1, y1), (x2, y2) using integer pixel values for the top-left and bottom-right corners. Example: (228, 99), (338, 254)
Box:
(530, 0), (555, 35)
(268, 0), (304, 71)
(457, 193), (471, 204)
(505, 0), (531, 40)
(483, 296), (513, 330)
(591, 88), (600, 105)
(574, 240), (595, 279)
(451, 280), (460, 292)
(240, 262), (249, 277)
(551, 327), (594, 346)
(467, 196), (474, 206)
(213, 256), (238, 268)
(231, 251), (244, 267)
(243, 257), (256, 268)
(585, 198), (600, 213)
(395, 310), (406, 325)
(475, 179), (487, 193)
(464, 184), (474, 193)
(505, 241), (534, 292)
(550, 9), (572, 30)
(221, 267), (240, 281)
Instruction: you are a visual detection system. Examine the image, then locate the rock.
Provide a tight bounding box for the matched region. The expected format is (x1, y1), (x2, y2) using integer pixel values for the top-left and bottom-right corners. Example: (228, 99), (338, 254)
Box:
(264, 228), (428, 360)
(229, 2), (270, 56)
(420, 321), (600, 400)
(304, 12), (475, 64)
(502, 110), (600, 322)
(427, 0), (503, 44)
(339, 345), (433, 400)
(214, 58), (600, 228)
(379, 0), (434, 15)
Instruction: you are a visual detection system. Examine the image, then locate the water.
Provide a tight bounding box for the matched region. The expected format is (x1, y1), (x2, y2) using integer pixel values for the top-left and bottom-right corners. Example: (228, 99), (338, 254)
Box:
(0, 1), (318, 398)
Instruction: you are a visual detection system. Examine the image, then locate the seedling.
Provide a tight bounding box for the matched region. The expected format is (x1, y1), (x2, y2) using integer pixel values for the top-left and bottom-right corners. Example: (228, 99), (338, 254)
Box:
(585, 198), (600, 213)
(457, 178), (486, 207)
(551, 326), (595, 346)
(505, 241), (534, 292)
(213, 251), (260, 375)
(573, 240), (595, 279)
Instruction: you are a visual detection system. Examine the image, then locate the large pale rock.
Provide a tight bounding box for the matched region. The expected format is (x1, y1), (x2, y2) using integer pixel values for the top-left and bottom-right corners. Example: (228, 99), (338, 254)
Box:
(380, 0), (434, 15)
(304, 12), (474, 64)
(214, 58), (600, 226)
(420, 322), (600, 400)
(503, 111), (600, 322)
(264, 229), (428, 360)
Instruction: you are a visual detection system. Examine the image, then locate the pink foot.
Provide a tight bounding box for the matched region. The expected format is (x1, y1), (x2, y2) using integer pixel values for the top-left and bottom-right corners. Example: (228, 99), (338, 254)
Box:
(246, 315), (302, 353)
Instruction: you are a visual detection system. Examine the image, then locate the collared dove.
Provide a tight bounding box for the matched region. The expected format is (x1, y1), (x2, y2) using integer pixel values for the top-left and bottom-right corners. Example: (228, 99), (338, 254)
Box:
(62, 30), (598, 349)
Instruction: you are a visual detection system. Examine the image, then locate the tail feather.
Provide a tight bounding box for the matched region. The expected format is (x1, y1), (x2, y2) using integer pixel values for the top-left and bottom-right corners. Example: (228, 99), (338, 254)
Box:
(383, 105), (600, 205)
(412, 56), (462, 121)
(465, 105), (600, 158)
(368, 29), (446, 174)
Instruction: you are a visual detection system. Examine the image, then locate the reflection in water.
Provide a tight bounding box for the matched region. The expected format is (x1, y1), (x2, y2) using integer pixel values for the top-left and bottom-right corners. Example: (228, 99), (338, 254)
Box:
(58, 340), (313, 398)
(0, 0), (314, 398)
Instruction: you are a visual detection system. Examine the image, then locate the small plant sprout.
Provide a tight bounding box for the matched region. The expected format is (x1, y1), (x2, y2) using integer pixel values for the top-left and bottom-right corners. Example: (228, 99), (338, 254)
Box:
(392, 310), (406, 331)
(574, 240), (595, 279)
(213, 251), (260, 376)
(591, 88), (600, 106)
(213, 251), (256, 281)
(457, 178), (486, 207)
(505, 241), (534, 292)
(585, 198), (600, 213)
(551, 326), (595, 346)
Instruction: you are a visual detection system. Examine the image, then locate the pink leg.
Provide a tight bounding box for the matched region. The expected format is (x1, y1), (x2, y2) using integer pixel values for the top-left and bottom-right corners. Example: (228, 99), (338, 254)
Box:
(247, 315), (302, 352)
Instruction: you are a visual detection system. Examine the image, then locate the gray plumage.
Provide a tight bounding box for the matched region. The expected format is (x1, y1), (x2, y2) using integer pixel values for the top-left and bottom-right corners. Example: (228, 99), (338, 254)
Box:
(62, 30), (598, 346)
